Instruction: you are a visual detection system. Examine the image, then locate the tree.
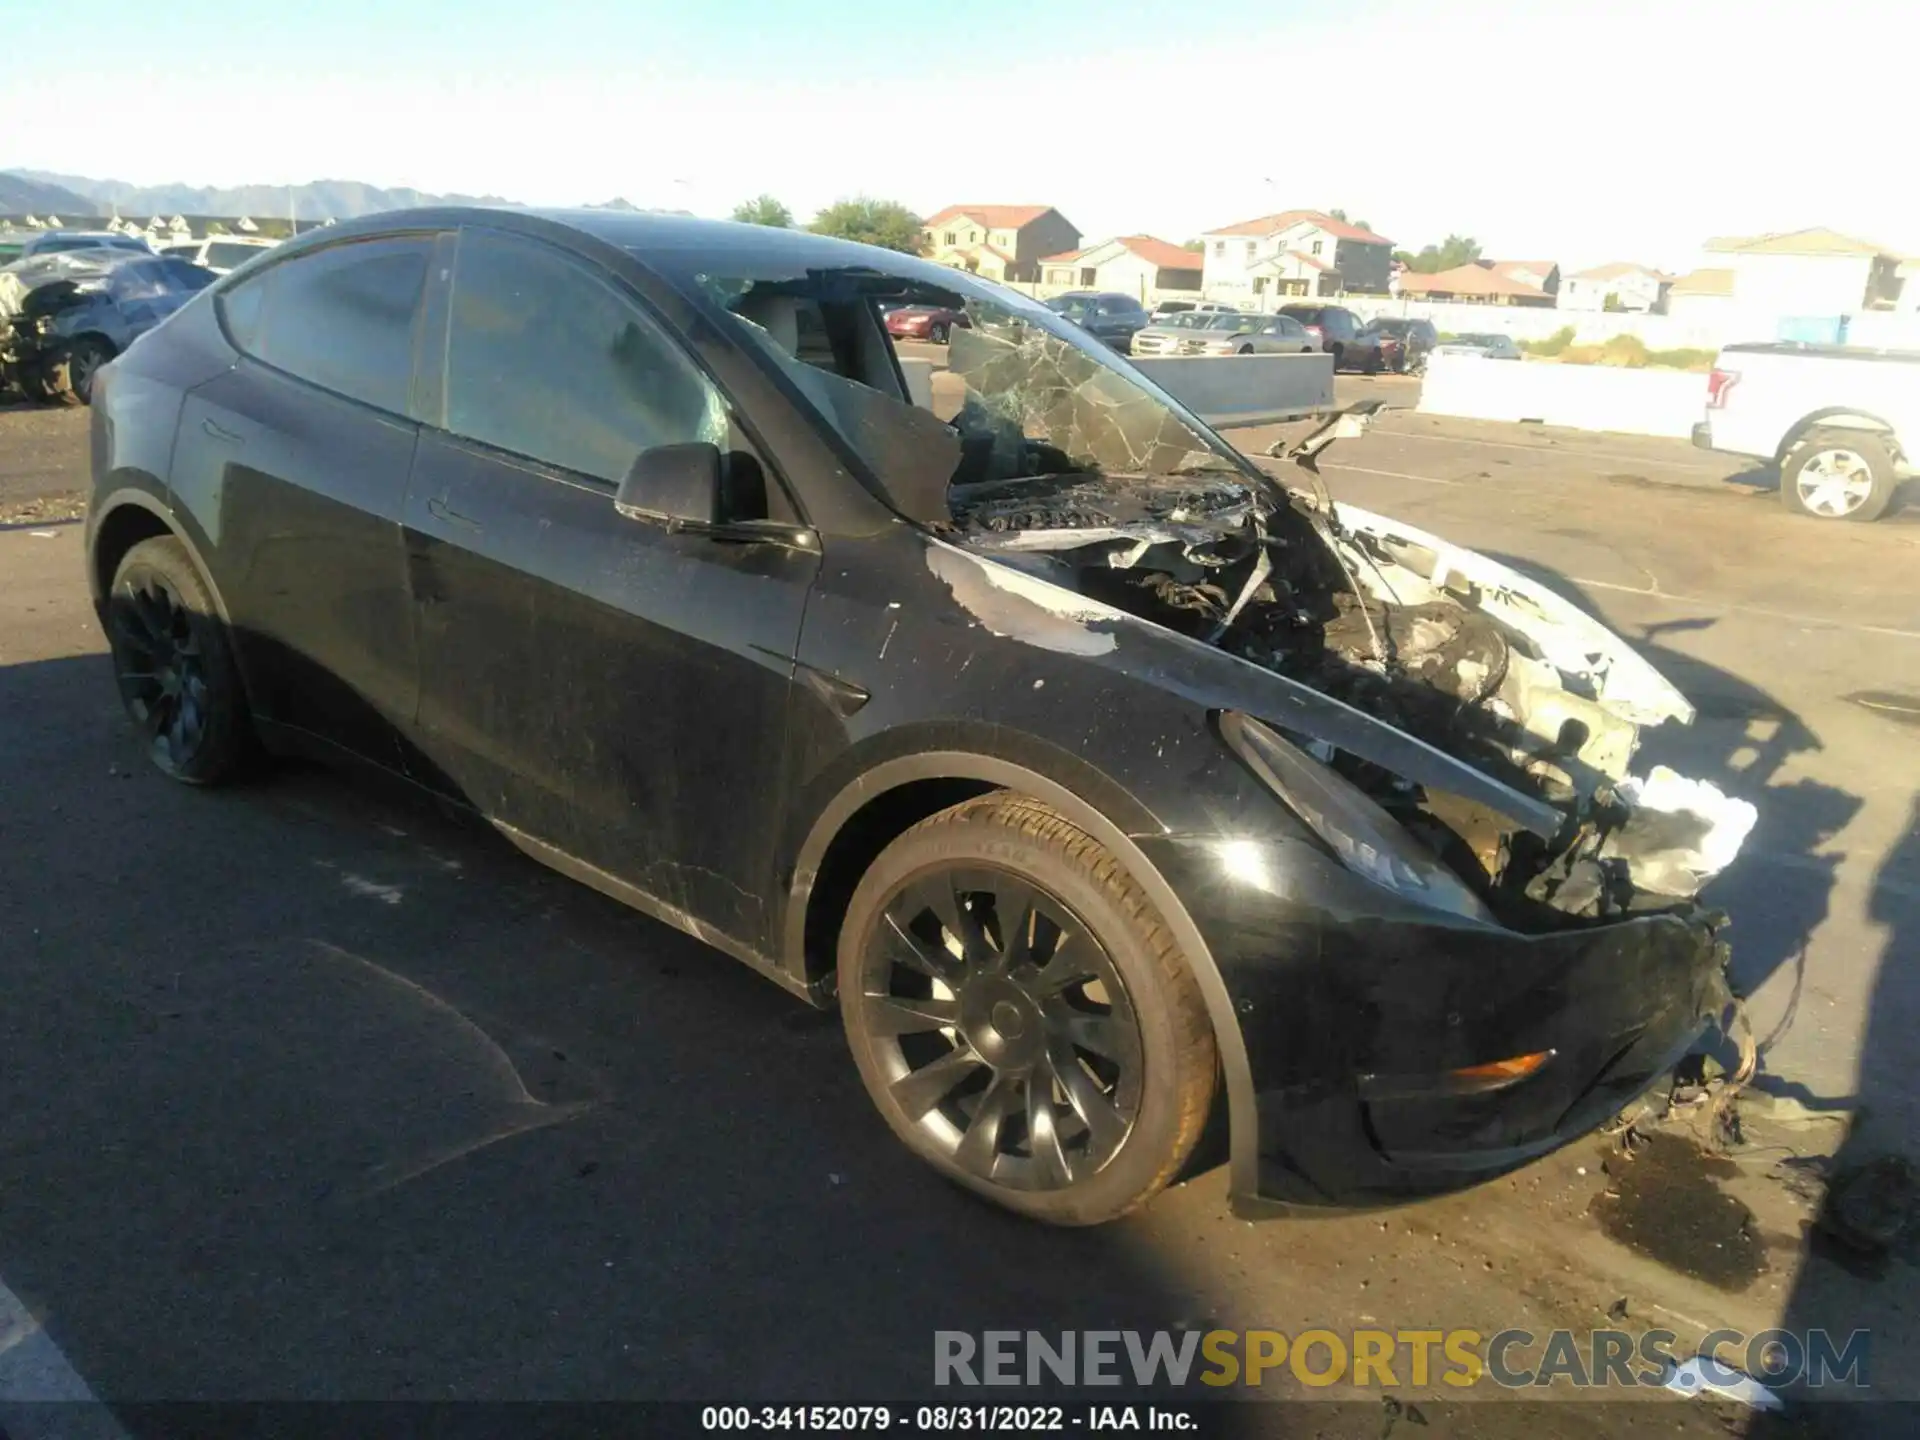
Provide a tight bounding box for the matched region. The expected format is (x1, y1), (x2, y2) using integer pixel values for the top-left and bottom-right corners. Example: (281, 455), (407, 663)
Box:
(1329, 208), (1374, 233)
(809, 197), (924, 254)
(1183, 239), (1205, 253)
(1400, 234), (1483, 272)
(730, 195), (792, 228)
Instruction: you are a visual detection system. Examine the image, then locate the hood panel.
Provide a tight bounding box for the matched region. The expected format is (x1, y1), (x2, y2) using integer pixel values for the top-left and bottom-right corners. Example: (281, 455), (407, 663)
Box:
(939, 411), (1752, 927)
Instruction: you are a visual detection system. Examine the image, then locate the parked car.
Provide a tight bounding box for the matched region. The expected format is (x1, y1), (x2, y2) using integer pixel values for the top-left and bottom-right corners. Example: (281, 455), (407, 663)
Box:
(1126, 311), (1216, 356)
(1148, 299), (1236, 324)
(0, 231), (32, 267)
(1168, 311), (1318, 357)
(158, 235), (279, 276)
(1277, 304), (1384, 371)
(1694, 341), (1918, 522)
(0, 251), (213, 404)
(1044, 290), (1151, 349)
(1431, 333), (1523, 362)
(18, 230), (155, 260)
(1360, 317), (1439, 373)
(88, 208), (1751, 1225)
(883, 303), (969, 344)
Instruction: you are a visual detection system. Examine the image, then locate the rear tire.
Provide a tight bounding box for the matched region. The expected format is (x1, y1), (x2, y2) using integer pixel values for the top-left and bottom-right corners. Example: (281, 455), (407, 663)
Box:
(838, 795), (1217, 1226)
(1779, 430), (1898, 523)
(930, 322), (950, 344)
(105, 536), (256, 784)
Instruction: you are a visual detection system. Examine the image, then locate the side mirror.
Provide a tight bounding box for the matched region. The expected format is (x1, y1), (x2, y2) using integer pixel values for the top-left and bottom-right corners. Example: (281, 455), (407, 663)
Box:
(615, 442), (722, 529)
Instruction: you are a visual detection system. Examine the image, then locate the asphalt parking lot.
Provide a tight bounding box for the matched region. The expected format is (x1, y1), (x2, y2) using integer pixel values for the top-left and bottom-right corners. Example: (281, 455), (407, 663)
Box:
(2, 380), (1915, 1434)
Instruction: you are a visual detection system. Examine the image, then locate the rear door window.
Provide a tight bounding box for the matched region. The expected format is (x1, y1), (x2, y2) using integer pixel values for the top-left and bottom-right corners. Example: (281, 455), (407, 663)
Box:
(441, 228), (725, 483)
(219, 236), (432, 416)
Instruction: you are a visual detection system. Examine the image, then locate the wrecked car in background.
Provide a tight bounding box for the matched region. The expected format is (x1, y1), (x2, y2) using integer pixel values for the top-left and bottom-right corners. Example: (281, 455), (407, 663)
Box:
(1, 250), (213, 404)
(86, 210), (1756, 1225)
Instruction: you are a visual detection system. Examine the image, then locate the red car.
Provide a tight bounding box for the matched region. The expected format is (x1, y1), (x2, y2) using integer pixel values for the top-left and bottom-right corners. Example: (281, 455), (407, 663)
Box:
(884, 303), (969, 343)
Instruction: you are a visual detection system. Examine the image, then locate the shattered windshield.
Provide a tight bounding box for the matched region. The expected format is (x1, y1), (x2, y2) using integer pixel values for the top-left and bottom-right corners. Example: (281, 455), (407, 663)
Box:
(698, 269), (1247, 521)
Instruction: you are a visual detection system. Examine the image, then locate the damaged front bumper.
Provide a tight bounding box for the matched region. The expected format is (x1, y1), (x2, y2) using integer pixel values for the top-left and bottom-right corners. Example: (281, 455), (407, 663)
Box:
(1138, 833), (1732, 1211)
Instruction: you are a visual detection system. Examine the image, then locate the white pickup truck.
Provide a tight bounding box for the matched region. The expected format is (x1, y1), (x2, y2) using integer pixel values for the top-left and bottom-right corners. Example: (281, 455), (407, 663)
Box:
(1693, 341), (1918, 522)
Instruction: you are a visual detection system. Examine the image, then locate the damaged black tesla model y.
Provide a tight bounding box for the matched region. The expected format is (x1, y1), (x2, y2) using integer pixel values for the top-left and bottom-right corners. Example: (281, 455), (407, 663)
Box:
(86, 210), (1756, 1224)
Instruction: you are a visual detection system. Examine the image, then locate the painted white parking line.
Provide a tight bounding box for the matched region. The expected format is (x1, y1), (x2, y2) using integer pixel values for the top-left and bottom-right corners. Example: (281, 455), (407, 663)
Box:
(1320, 462), (1464, 487)
(1555, 575), (1920, 643)
(0, 1277), (128, 1440)
(1367, 421), (1733, 473)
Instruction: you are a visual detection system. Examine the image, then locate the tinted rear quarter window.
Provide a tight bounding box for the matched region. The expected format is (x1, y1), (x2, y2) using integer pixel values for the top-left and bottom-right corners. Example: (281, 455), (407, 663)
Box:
(221, 237), (431, 415)
(443, 228), (723, 483)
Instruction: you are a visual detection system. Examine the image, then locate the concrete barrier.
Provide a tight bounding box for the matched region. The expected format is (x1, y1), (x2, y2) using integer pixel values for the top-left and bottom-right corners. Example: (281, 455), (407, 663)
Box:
(1132, 353), (1335, 428)
(1418, 354), (1707, 439)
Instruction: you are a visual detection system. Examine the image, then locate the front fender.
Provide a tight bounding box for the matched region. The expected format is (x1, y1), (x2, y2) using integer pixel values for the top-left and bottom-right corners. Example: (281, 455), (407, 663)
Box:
(782, 747), (1265, 1207)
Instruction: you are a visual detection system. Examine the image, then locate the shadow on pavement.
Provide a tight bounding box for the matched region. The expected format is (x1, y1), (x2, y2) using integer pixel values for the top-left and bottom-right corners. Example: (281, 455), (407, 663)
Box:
(1492, 559), (1919, 1433)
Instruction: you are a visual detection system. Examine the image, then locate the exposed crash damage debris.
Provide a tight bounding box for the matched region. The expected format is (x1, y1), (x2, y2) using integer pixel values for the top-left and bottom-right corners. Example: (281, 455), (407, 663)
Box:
(0, 249), (213, 404)
(938, 378), (1758, 930)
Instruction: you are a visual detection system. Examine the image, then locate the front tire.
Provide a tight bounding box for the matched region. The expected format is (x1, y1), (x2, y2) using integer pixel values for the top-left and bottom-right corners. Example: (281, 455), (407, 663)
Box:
(930, 322), (951, 344)
(1327, 342), (1345, 371)
(47, 337), (113, 406)
(1779, 430), (1898, 522)
(838, 795), (1217, 1225)
(1237, 344), (1255, 356)
(105, 536), (255, 784)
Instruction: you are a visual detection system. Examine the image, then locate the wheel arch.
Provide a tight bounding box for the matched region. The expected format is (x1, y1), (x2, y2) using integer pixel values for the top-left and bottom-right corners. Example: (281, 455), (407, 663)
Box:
(781, 749), (1260, 1202)
(1775, 408), (1902, 464)
(88, 490), (232, 625)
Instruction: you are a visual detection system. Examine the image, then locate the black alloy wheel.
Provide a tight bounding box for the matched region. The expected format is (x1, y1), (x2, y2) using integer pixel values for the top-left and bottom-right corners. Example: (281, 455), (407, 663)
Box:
(930, 321), (951, 344)
(106, 536), (253, 783)
(840, 796), (1215, 1225)
(113, 568), (211, 771)
(854, 865), (1145, 1190)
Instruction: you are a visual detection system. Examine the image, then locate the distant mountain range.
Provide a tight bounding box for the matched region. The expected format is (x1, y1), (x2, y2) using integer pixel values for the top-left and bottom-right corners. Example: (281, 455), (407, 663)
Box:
(0, 169), (654, 221)
(0, 172), (95, 214)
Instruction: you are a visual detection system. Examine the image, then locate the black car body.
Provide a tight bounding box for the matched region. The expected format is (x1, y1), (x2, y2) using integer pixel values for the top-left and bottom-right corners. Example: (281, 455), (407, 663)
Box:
(1277, 304), (1386, 372)
(1044, 290), (1151, 349)
(1, 251), (213, 404)
(85, 209), (1750, 1221)
(1360, 317), (1439, 372)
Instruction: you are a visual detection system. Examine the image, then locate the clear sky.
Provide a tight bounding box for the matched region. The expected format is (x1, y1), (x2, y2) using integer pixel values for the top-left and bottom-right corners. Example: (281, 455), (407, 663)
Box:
(2, 0), (1910, 271)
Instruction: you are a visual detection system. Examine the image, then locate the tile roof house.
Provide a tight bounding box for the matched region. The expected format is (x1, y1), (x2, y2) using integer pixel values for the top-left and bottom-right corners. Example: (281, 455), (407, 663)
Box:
(921, 205), (1081, 284)
(1039, 235), (1203, 300)
(1485, 259), (1560, 296)
(1199, 210), (1394, 301)
(1559, 262), (1674, 313)
(1395, 262), (1555, 306)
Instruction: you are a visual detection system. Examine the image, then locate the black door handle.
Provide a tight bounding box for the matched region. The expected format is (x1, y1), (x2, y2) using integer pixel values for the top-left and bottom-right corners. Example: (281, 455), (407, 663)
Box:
(200, 417), (244, 444)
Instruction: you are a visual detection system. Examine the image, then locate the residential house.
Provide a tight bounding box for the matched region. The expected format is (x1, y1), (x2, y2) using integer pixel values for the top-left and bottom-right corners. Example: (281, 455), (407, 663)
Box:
(1199, 211), (1394, 302)
(1900, 259), (1920, 313)
(1560, 262), (1671, 313)
(1039, 235), (1202, 302)
(1396, 262), (1555, 306)
(1485, 260), (1560, 297)
(921, 205), (1081, 284)
(1700, 227), (1903, 316)
(1663, 268), (1736, 326)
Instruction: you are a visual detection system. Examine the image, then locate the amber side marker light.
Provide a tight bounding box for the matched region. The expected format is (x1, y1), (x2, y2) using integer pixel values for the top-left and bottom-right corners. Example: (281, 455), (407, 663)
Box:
(1447, 1051), (1554, 1090)
(1359, 1050), (1555, 1101)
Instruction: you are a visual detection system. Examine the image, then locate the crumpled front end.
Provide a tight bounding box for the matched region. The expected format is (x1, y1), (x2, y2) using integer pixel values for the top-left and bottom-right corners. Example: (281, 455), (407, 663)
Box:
(937, 402), (1757, 1205)
(946, 405), (1759, 927)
